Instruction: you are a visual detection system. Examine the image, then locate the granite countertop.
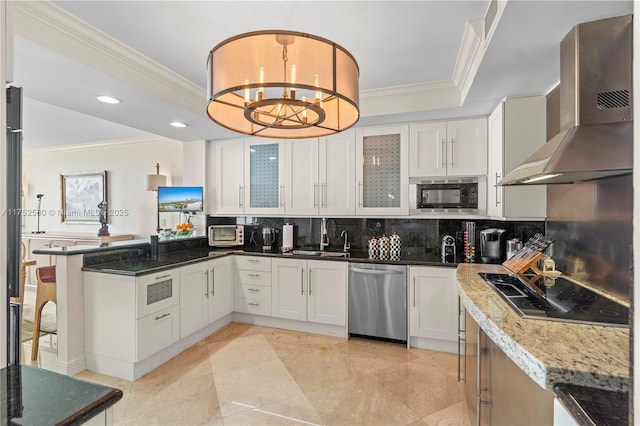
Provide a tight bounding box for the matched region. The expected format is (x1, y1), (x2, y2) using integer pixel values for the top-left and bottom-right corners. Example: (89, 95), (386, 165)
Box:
(457, 263), (630, 393)
(1, 364), (122, 425)
(81, 245), (457, 276)
(554, 383), (629, 425)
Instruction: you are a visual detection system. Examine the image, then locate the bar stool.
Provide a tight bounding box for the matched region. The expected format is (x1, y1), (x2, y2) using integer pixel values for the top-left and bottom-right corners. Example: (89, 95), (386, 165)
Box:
(32, 265), (56, 361)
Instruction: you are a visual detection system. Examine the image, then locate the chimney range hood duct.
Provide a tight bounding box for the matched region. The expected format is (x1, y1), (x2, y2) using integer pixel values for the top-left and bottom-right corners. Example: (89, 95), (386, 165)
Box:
(499, 15), (633, 185)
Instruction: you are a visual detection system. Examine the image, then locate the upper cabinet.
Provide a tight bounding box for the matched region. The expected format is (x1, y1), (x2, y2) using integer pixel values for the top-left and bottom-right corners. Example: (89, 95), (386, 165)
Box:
(355, 125), (409, 216)
(409, 118), (488, 178)
(212, 139), (245, 215)
(487, 96), (546, 219)
(284, 132), (356, 216)
(244, 139), (285, 215)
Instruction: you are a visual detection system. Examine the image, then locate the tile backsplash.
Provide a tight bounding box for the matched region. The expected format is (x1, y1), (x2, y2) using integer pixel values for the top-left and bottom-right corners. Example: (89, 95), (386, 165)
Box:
(207, 215), (544, 262)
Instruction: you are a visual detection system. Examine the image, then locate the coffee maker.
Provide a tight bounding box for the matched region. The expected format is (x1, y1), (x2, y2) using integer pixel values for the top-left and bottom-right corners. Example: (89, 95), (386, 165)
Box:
(480, 228), (507, 264)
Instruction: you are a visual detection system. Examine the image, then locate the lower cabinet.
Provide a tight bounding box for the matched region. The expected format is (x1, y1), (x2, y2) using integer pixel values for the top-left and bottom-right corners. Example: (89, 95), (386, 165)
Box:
(271, 258), (347, 327)
(235, 256), (272, 316)
(180, 256), (233, 339)
(409, 266), (459, 351)
(84, 269), (181, 364)
(464, 311), (554, 426)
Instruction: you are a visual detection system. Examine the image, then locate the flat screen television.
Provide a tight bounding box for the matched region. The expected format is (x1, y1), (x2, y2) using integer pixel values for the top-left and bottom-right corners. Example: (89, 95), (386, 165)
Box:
(157, 186), (203, 212)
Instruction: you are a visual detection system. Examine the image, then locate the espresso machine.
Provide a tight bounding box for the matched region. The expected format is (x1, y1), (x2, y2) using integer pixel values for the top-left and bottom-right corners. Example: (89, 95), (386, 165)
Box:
(480, 228), (507, 263)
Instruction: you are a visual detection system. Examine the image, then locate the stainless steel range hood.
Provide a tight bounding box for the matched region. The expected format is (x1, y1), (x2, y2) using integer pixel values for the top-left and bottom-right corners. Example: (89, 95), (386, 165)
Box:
(499, 15), (633, 185)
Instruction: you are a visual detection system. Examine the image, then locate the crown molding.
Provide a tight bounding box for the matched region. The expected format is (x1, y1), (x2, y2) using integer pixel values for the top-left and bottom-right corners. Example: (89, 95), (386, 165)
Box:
(13, 1), (204, 113)
(360, 80), (461, 117)
(24, 135), (181, 153)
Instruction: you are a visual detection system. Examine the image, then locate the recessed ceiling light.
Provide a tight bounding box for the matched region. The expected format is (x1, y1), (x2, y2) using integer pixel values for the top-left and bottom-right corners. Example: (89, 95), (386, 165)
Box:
(170, 121), (187, 128)
(97, 96), (120, 104)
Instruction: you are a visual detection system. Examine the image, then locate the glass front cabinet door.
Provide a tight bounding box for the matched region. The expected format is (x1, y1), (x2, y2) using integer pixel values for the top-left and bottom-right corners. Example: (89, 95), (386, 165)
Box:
(355, 125), (409, 215)
(244, 139), (285, 215)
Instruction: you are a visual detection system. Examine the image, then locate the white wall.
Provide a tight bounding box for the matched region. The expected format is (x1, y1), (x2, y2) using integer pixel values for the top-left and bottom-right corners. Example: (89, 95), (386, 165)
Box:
(23, 136), (185, 238)
(182, 140), (207, 232)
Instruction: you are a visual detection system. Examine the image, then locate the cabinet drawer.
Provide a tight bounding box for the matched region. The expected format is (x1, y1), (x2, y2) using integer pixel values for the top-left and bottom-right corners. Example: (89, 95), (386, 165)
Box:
(238, 270), (272, 286)
(236, 298), (272, 316)
(238, 284), (271, 301)
(136, 304), (180, 361)
(235, 256), (271, 272)
(136, 270), (180, 318)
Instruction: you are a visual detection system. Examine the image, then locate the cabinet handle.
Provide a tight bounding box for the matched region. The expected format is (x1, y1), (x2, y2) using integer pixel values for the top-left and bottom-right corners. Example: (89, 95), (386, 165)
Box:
(412, 277), (416, 307)
(155, 274), (171, 280)
(309, 268), (312, 295)
(239, 185), (244, 208)
(495, 173), (501, 206)
(301, 268), (305, 295)
(280, 184), (285, 208)
(441, 138), (446, 168)
(450, 137), (454, 167)
(314, 183), (319, 208)
(321, 183), (327, 208)
(358, 181), (363, 208)
(248, 302), (260, 307)
(247, 288), (260, 292)
(155, 313), (170, 321)
(204, 270), (209, 298)
(211, 268), (215, 296)
(457, 296), (466, 383)
(248, 273), (260, 278)
(247, 259), (259, 263)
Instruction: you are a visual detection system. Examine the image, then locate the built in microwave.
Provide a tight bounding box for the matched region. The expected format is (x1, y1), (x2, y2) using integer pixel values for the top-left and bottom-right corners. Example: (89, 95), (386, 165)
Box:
(208, 225), (244, 247)
(416, 181), (478, 210)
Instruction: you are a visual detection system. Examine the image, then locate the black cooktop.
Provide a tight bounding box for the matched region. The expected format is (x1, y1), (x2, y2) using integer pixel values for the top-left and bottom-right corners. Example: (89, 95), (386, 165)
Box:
(478, 273), (629, 327)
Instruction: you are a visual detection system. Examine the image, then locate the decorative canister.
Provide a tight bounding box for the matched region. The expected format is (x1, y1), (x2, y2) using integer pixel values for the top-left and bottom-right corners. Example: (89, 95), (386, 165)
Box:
(378, 234), (389, 260)
(389, 231), (401, 261)
(368, 236), (378, 259)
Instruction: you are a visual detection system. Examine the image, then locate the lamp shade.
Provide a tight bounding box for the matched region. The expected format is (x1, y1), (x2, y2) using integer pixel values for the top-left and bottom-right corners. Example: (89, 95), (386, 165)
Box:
(146, 174), (166, 191)
(207, 30), (359, 139)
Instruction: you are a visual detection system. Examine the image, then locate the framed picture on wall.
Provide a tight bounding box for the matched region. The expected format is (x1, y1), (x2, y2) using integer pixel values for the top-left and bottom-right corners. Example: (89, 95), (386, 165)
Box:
(60, 171), (108, 223)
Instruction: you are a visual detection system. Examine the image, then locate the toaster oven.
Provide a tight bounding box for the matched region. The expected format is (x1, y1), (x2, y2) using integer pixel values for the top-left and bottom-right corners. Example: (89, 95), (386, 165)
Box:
(208, 225), (244, 247)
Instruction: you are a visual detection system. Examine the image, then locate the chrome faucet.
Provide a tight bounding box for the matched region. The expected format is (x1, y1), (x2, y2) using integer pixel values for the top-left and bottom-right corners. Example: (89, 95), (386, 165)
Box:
(341, 230), (351, 252)
(320, 218), (329, 251)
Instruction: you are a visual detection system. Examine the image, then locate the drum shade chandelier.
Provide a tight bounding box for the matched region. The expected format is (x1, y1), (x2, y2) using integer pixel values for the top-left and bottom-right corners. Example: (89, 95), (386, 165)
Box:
(207, 30), (360, 139)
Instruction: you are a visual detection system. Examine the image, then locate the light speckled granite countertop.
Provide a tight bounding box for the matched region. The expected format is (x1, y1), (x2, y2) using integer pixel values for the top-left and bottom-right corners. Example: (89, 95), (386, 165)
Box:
(457, 263), (630, 393)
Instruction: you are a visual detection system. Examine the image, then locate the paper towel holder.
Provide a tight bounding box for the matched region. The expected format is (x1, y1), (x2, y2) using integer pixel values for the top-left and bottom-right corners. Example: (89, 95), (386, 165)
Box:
(282, 223), (294, 253)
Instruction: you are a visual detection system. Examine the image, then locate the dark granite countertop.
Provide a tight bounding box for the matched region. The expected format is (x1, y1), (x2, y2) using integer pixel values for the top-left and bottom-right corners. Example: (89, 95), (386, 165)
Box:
(2, 364), (122, 425)
(554, 383), (629, 425)
(81, 245), (457, 276)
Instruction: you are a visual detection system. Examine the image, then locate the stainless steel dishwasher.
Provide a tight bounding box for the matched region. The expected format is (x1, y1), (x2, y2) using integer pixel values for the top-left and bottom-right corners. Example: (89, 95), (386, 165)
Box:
(348, 262), (407, 342)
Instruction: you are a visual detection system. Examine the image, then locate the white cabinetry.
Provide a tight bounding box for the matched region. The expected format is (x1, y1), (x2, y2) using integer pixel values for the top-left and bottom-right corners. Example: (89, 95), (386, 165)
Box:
(179, 256), (233, 339)
(409, 118), (487, 177)
(212, 139), (245, 215)
(409, 266), (458, 352)
(271, 258), (347, 326)
(284, 132), (356, 216)
(244, 138), (285, 215)
(355, 125), (409, 215)
(84, 269), (180, 369)
(235, 256), (272, 316)
(487, 96), (546, 219)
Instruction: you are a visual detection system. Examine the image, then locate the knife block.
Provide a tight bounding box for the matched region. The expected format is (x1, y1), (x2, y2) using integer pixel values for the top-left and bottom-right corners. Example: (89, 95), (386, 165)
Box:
(503, 251), (545, 276)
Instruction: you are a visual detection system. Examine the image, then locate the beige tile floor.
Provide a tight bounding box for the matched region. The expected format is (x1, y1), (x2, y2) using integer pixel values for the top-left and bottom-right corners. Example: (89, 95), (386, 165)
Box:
(70, 323), (471, 426)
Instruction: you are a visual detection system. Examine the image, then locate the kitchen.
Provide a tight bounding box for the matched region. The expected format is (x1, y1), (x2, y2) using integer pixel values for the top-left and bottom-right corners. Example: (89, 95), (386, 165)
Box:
(0, 0), (636, 426)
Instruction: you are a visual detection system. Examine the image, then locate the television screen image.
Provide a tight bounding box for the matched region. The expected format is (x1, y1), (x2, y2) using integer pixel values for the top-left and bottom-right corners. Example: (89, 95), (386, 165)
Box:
(157, 186), (203, 212)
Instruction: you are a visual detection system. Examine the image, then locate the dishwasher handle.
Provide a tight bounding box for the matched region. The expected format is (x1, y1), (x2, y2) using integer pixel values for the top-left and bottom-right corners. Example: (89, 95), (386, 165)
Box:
(349, 267), (405, 275)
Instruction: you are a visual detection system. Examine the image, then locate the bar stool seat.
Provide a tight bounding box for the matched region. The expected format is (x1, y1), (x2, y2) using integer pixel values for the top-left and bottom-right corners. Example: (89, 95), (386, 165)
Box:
(32, 265), (57, 361)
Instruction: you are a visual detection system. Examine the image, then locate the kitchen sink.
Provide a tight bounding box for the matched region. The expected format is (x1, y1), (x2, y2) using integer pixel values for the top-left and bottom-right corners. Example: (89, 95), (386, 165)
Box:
(290, 250), (348, 257)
